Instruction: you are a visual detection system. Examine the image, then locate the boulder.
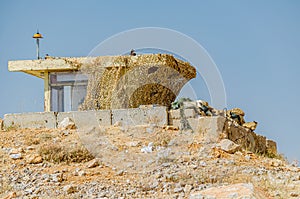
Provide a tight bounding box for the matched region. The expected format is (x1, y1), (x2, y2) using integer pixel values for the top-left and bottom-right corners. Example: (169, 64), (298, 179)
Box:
(242, 121), (258, 131)
(220, 139), (240, 154)
(58, 117), (76, 129)
(86, 158), (100, 168)
(27, 154), (43, 164)
(227, 108), (245, 125)
(228, 108), (245, 116)
(9, 153), (22, 160)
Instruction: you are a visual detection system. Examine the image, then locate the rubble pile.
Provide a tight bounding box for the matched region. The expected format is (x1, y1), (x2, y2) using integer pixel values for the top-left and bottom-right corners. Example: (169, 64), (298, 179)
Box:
(170, 98), (257, 130)
(169, 98), (275, 155)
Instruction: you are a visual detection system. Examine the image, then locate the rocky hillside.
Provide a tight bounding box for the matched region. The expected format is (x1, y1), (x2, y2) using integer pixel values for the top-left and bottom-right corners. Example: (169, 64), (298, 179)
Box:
(0, 126), (299, 199)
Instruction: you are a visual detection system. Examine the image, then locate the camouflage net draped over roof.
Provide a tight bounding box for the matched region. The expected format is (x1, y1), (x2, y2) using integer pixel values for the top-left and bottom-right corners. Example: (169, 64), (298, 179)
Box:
(79, 54), (196, 110)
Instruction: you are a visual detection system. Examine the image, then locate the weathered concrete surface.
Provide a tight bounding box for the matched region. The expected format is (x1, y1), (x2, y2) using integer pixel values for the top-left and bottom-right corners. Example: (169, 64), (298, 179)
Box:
(171, 116), (226, 143)
(112, 106), (168, 126)
(8, 57), (84, 78)
(3, 112), (56, 129)
(3, 106), (168, 129)
(57, 110), (111, 129)
(169, 109), (196, 120)
(170, 109), (277, 155)
(9, 54), (196, 110)
(79, 54), (196, 110)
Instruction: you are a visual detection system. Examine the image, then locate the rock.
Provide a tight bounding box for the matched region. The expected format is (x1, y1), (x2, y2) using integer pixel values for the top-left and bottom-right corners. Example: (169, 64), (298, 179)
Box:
(9, 148), (19, 154)
(220, 139), (240, 154)
(196, 100), (209, 107)
(270, 159), (283, 167)
(63, 184), (78, 194)
(86, 159), (99, 168)
(58, 117), (76, 129)
(189, 183), (266, 199)
(28, 154), (43, 164)
(116, 170), (124, 176)
(227, 108), (246, 125)
(228, 108), (245, 116)
(74, 168), (80, 176)
(163, 125), (179, 130)
(61, 130), (69, 136)
(141, 142), (154, 153)
(290, 192), (299, 197)
(266, 139), (277, 155)
(51, 173), (63, 182)
(245, 155), (251, 161)
(9, 153), (22, 160)
(199, 161), (207, 167)
(174, 187), (183, 193)
(150, 180), (159, 189)
(26, 146), (35, 150)
(127, 189), (136, 194)
(125, 141), (140, 147)
(242, 121), (258, 131)
(184, 184), (193, 193)
(78, 170), (86, 176)
(3, 192), (17, 199)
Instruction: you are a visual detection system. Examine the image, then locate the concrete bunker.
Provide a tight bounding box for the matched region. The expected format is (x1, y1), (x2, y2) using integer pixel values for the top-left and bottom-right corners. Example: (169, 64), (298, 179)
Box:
(129, 83), (176, 108)
(8, 54), (196, 112)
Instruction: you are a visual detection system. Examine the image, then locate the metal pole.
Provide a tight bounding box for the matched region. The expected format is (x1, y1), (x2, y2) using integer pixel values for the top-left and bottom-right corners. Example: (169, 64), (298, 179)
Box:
(36, 38), (40, 59)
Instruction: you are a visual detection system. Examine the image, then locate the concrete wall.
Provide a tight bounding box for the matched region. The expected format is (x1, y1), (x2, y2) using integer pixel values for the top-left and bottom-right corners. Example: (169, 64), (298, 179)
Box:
(4, 112), (57, 129)
(171, 116), (226, 143)
(57, 110), (111, 129)
(3, 106), (168, 129)
(3, 106), (277, 155)
(112, 106), (168, 126)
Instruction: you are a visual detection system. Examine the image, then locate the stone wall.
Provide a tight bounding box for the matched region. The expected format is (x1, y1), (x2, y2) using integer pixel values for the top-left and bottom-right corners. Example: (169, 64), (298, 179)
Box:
(3, 102), (277, 155)
(169, 104), (277, 155)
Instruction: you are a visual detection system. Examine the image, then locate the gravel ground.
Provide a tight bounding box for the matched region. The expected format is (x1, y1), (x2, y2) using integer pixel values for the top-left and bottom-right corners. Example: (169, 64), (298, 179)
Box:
(0, 127), (299, 199)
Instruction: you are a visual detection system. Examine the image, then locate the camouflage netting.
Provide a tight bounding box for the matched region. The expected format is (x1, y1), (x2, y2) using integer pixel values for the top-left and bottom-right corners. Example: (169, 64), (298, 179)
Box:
(79, 54), (196, 110)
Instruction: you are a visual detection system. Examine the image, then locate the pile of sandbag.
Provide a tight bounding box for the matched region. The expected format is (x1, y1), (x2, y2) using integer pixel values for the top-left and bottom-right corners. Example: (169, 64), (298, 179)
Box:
(171, 98), (258, 131)
(171, 98), (223, 117)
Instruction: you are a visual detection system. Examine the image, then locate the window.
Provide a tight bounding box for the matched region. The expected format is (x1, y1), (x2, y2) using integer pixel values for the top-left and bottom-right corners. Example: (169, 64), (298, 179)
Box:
(49, 72), (88, 112)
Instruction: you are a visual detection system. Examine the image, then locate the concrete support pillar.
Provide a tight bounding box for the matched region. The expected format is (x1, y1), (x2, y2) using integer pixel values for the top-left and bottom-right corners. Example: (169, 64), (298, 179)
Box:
(44, 71), (51, 112)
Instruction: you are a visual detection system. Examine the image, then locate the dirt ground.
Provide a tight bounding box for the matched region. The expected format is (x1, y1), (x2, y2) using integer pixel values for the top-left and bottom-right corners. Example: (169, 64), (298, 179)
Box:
(0, 127), (299, 199)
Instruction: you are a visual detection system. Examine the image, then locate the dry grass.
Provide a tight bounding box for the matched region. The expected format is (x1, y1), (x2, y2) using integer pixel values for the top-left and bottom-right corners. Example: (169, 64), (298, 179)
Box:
(39, 143), (94, 164)
(25, 134), (49, 146)
(153, 131), (172, 147)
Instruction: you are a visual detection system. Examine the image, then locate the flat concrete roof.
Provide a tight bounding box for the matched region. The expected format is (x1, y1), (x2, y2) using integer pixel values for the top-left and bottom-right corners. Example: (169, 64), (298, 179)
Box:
(8, 54), (196, 79)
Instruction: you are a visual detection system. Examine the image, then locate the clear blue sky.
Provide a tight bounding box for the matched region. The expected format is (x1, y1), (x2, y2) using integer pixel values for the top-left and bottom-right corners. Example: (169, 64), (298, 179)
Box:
(0, 0), (299, 162)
